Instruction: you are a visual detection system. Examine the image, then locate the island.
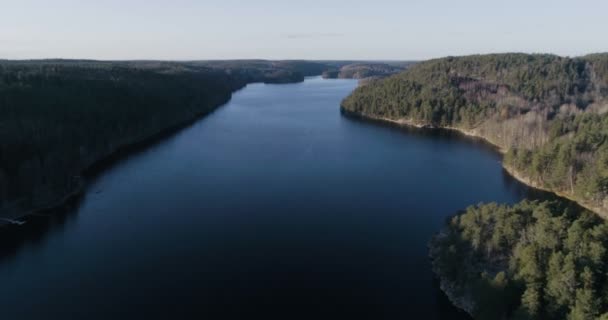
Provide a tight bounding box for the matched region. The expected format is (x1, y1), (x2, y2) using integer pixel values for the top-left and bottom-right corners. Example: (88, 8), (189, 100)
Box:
(429, 200), (608, 319)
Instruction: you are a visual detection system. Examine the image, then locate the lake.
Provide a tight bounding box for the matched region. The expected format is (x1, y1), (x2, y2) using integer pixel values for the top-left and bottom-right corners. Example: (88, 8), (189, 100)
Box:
(0, 77), (543, 319)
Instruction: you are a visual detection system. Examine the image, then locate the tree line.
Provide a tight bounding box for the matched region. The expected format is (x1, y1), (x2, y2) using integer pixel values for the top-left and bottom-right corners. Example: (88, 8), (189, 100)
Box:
(431, 200), (608, 320)
(341, 53), (608, 216)
(0, 60), (332, 216)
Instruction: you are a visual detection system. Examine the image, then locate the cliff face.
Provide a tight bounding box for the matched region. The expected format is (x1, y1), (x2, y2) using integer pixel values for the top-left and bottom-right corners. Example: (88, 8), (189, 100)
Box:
(341, 53), (608, 217)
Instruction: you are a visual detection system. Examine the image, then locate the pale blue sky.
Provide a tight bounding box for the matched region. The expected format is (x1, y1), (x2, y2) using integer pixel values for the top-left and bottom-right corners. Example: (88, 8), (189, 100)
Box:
(2, 0), (607, 60)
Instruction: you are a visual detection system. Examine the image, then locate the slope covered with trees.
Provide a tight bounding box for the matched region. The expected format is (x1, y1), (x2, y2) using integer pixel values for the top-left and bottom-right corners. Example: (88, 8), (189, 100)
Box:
(321, 62), (412, 80)
(0, 60), (333, 220)
(341, 53), (608, 217)
(430, 200), (608, 320)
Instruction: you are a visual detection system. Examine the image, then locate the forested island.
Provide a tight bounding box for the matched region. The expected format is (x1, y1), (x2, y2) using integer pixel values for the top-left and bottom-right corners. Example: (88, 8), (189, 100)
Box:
(341, 53), (608, 218)
(430, 201), (608, 320)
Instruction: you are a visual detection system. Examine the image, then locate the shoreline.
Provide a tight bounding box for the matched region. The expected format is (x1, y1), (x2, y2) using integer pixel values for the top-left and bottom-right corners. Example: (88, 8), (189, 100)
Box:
(0, 93), (235, 227)
(341, 108), (607, 220)
(1, 76), (353, 228)
(6, 84), (603, 226)
(1, 77), (310, 227)
(2, 76), (351, 228)
(342, 107), (608, 317)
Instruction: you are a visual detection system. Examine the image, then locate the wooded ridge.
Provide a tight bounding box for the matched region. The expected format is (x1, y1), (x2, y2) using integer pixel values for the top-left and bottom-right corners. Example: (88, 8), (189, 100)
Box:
(341, 53), (608, 218)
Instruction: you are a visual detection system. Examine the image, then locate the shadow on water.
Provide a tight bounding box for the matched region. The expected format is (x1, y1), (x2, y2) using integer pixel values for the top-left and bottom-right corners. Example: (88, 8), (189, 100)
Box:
(0, 196), (82, 263)
(432, 278), (473, 319)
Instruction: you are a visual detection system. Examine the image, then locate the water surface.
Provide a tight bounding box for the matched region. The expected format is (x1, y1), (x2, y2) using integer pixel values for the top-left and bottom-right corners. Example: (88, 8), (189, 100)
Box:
(0, 77), (541, 319)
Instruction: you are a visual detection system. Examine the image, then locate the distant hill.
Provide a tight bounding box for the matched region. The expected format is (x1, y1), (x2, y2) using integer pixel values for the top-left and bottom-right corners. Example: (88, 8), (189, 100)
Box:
(322, 62), (416, 80)
(193, 60), (331, 83)
(341, 53), (608, 217)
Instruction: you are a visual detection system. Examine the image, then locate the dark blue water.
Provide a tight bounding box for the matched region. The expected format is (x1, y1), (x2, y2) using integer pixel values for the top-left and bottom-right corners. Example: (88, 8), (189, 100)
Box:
(0, 77), (538, 319)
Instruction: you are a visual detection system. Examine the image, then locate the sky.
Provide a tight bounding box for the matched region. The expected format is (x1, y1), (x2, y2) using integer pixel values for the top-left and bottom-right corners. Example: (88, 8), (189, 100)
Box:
(1, 0), (607, 60)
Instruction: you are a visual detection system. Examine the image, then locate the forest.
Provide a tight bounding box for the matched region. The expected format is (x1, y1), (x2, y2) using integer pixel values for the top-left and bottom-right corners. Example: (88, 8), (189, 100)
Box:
(505, 113), (608, 215)
(0, 60), (332, 219)
(430, 200), (608, 320)
(341, 53), (608, 217)
(0, 58), (415, 220)
(321, 62), (412, 80)
(341, 54), (608, 319)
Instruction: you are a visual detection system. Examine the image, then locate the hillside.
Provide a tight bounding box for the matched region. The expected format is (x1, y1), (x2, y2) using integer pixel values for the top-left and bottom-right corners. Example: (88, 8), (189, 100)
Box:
(321, 62), (413, 80)
(0, 60), (331, 221)
(341, 53), (608, 217)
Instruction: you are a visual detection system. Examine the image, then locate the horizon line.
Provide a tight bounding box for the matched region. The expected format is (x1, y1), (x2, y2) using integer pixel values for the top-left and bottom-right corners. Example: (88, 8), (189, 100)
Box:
(1, 51), (606, 63)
